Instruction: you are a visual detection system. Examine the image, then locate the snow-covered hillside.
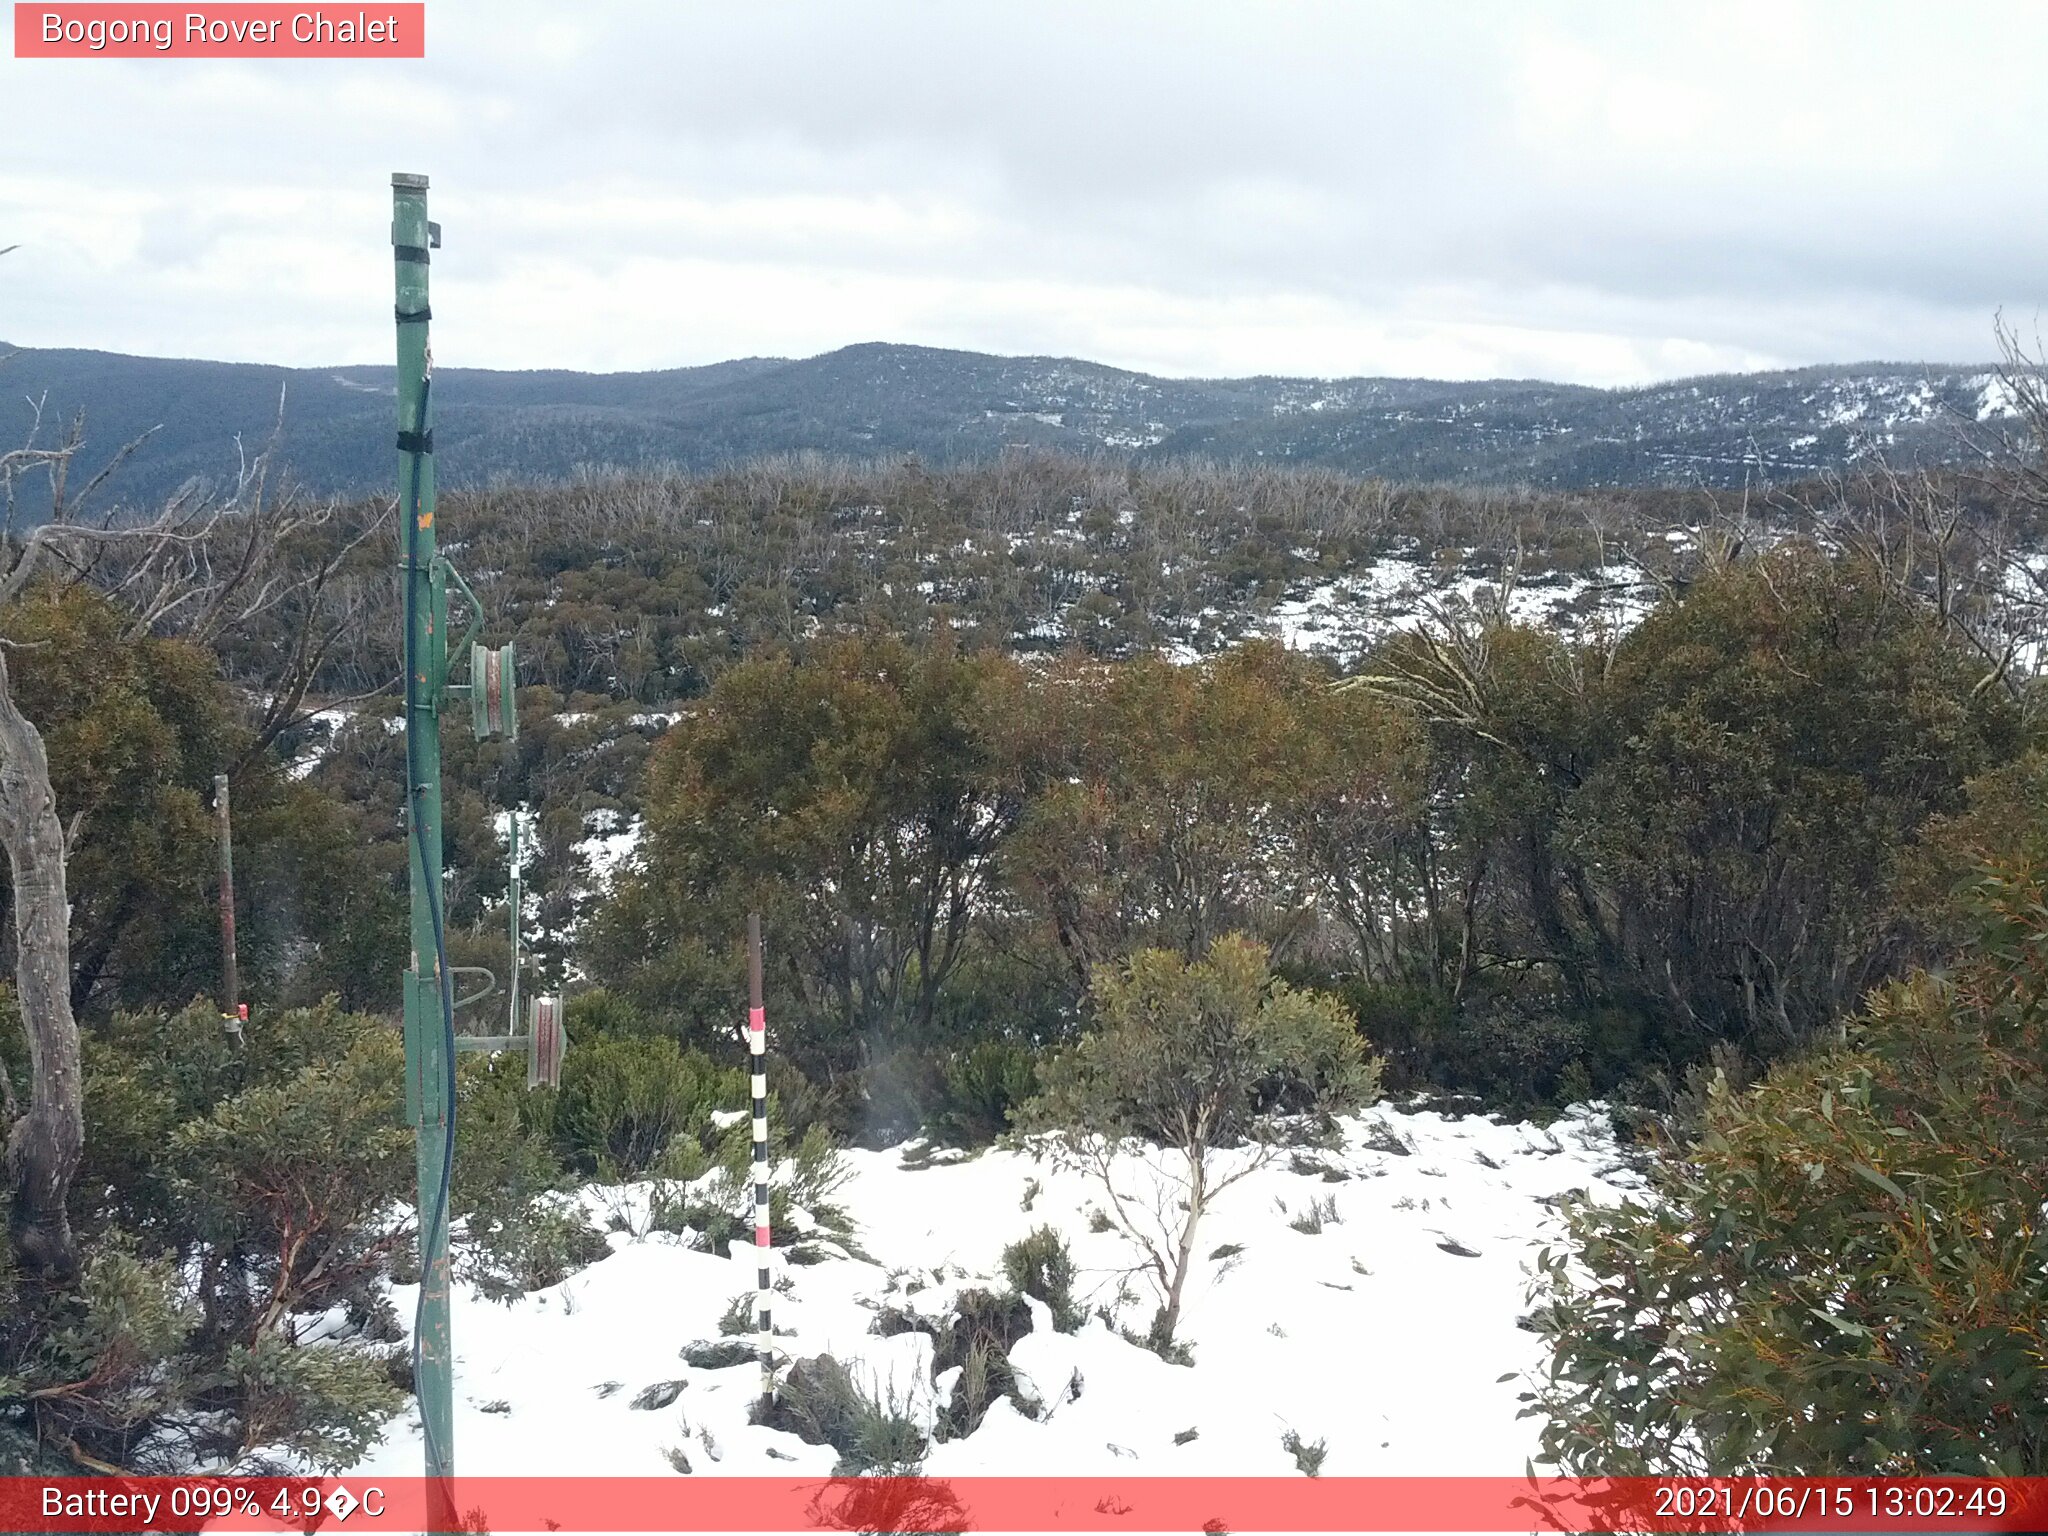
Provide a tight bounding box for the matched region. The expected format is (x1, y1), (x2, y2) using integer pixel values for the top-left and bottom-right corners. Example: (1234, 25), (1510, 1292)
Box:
(361, 1103), (1640, 1483)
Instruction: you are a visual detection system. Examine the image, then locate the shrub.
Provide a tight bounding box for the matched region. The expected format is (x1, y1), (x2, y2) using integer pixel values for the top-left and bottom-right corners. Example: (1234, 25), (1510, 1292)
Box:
(550, 1034), (743, 1176)
(932, 1289), (1034, 1438)
(7, 1002), (417, 1472)
(564, 987), (654, 1039)
(1024, 935), (1379, 1346)
(755, 1354), (927, 1475)
(718, 1293), (757, 1337)
(1282, 1429), (1328, 1477)
(681, 1339), (759, 1370)
(677, 1120), (855, 1255)
(1288, 1195), (1340, 1234)
(452, 1052), (591, 1299)
(1525, 861), (2048, 1475)
(1001, 1226), (1081, 1332)
(1340, 978), (1612, 1110)
(929, 1040), (1041, 1147)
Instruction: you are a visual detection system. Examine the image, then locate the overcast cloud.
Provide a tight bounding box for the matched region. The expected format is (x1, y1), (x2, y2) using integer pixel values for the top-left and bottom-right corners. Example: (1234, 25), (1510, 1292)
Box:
(2, 1), (2043, 384)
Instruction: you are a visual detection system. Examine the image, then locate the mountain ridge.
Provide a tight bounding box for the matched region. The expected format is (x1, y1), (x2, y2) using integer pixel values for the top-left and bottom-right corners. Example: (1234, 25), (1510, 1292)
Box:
(0, 339), (2015, 515)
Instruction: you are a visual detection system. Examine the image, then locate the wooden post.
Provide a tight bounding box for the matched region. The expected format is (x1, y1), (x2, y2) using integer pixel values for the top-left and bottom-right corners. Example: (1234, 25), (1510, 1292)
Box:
(214, 773), (241, 1037)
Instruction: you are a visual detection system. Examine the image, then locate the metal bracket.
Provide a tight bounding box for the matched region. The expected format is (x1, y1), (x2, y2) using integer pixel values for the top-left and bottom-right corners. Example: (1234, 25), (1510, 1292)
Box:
(449, 965), (497, 1012)
(436, 555), (485, 677)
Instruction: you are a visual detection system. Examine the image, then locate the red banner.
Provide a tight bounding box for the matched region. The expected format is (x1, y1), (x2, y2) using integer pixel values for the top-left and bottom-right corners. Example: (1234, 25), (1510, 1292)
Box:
(13, 4), (425, 58)
(7, 1476), (2047, 1532)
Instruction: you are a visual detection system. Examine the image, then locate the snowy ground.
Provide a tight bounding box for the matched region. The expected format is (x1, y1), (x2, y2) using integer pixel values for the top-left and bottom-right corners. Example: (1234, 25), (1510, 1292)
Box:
(360, 1103), (1642, 1484)
(1255, 558), (1660, 665)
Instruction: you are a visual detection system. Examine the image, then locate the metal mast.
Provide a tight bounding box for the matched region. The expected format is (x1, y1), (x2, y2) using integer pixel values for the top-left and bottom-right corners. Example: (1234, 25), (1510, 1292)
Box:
(391, 176), (555, 1521)
(392, 170), (456, 1497)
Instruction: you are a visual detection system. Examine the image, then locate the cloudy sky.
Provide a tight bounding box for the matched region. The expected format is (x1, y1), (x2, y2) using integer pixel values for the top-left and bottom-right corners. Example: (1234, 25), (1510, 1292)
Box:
(3, 2), (2043, 384)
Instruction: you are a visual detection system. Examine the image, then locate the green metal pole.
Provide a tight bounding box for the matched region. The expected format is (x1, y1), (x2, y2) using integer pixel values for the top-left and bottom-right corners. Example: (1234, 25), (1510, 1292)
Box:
(392, 171), (456, 1503)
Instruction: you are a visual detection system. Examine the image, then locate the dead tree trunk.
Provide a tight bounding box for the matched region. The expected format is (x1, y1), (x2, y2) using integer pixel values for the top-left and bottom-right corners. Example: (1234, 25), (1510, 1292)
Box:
(0, 648), (82, 1280)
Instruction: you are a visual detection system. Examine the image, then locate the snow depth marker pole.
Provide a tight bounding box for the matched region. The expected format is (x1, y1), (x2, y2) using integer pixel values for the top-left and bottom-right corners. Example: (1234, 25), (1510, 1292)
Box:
(749, 912), (773, 1405)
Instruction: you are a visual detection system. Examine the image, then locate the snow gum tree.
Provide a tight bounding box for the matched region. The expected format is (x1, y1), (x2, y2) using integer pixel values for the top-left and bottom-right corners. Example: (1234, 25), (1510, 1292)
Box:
(1525, 780), (2048, 1476)
(0, 392), (374, 1281)
(1023, 934), (1379, 1349)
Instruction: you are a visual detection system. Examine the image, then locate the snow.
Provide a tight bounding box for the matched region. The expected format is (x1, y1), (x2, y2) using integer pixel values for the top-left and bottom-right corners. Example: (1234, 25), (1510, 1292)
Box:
(286, 707), (357, 780)
(1974, 372), (2021, 421)
(287, 707), (404, 780)
(1251, 557), (1656, 665)
(357, 1103), (1640, 1485)
(575, 810), (645, 892)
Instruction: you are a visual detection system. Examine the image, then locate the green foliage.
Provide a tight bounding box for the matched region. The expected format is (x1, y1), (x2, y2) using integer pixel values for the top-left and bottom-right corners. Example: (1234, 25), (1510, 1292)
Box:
(450, 1052), (590, 1299)
(757, 1354), (927, 1475)
(1565, 547), (2019, 1054)
(1525, 858), (2048, 1474)
(225, 1331), (403, 1470)
(6, 1002), (413, 1470)
(565, 987), (655, 1039)
(1025, 935), (1378, 1347)
(718, 1292), (758, 1337)
(2, 586), (240, 1014)
(929, 1040), (1041, 1147)
(998, 643), (1422, 981)
(1029, 935), (1380, 1151)
(929, 1289), (1034, 1440)
(549, 1033), (745, 1177)
(681, 1339), (759, 1369)
(2, 998), (594, 1472)
(612, 634), (1024, 1082)
(1001, 1226), (1081, 1333)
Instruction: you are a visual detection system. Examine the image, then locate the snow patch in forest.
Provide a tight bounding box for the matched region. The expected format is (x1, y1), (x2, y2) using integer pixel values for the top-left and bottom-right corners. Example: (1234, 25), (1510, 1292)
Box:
(286, 707), (358, 780)
(1254, 558), (1658, 664)
(575, 810), (645, 893)
(357, 1103), (1642, 1482)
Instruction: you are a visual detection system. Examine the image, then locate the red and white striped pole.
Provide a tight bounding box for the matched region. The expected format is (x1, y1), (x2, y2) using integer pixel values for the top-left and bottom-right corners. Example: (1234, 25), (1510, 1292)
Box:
(747, 913), (772, 1405)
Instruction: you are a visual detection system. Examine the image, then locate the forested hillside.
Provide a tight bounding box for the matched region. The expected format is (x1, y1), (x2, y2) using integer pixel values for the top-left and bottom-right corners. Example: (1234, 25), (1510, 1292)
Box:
(0, 340), (2020, 518)
(5, 437), (2048, 1477)
(23, 447), (2048, 1097)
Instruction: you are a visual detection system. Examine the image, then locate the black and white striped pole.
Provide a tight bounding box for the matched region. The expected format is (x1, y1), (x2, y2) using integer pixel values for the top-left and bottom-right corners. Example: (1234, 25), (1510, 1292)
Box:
(748, 912), (773, 1405)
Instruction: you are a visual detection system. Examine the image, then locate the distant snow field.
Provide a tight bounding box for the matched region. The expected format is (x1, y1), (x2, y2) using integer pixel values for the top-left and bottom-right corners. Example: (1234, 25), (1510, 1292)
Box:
(1253, 556), (1659, 665)
(362, 1104), (1641, 1484)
